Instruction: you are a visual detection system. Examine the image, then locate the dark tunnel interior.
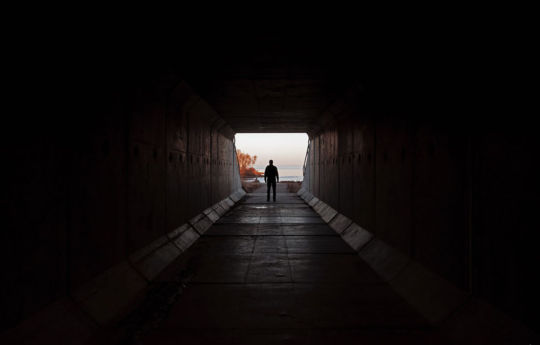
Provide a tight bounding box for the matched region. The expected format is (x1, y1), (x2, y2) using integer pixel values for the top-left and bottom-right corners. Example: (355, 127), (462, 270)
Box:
(2, 25), (539, 344)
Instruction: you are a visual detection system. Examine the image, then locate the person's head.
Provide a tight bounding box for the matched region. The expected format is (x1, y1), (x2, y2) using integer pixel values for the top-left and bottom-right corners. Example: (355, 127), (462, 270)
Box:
(269, 159), (273, 165)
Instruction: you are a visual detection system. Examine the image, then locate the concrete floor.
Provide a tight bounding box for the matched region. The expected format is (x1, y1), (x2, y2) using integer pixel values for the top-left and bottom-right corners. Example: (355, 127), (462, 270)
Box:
(140, 185), (447, 344)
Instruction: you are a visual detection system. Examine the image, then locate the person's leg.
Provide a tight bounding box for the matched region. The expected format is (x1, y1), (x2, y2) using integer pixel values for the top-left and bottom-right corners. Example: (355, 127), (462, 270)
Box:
(267, 182), (270, 201)
(272, 181), (276, 201)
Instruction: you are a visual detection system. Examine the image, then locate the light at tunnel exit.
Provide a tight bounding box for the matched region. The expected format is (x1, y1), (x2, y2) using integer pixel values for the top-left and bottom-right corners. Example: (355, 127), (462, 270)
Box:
(235, 133), (308, 169)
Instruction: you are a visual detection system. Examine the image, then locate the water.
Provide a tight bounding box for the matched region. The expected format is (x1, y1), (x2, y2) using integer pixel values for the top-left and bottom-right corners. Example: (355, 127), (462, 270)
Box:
(246, 165), (304, 182)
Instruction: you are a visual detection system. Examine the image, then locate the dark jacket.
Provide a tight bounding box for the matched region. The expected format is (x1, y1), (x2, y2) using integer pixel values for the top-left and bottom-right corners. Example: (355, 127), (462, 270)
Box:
(264, 165), (279, 182)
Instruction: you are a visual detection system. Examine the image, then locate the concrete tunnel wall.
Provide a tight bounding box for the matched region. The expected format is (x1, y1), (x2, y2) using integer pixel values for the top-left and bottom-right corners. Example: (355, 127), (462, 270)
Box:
(299, 90), (539, 334)
(2, 79), (245, 332)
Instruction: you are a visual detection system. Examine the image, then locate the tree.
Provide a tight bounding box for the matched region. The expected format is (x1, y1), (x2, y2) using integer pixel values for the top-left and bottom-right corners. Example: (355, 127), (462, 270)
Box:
(236, 149), (263, 177)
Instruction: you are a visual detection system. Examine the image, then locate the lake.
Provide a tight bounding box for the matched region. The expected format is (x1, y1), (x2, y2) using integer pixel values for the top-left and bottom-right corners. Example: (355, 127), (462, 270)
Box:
(245, 165), (304, 182)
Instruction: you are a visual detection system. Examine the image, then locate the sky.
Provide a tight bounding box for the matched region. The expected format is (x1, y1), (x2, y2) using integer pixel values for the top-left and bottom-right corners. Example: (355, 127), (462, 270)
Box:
(235, 133), (309, 168)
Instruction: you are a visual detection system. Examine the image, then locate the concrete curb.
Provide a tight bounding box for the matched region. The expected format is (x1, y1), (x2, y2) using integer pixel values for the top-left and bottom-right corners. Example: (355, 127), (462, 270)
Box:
(298, 191), (315, 203)
(203, 207), (220, 223)
(358, 238), (410, 282)
(71, 261), (148, 325)
(312, 199), (326, 213)
(172, 228), (199, 252)
(303, 193), (315, 202)
(129, 236), (169, 264)
(189, 214), (214, 235)
(212, 203), (227, 216)
(388, 260), (468, 324)
(313, 202), (338, 223)
(341, 223), (372, 251)
(132, 242), (182, 281)
(304, 193), (472, 326)
(66, 191), (244, 328)
(308, 197), (319, 207)
(328, 214), (352, 234)
(167, 223), (200, 252)
(129, 235), (182, 281)
(229, 188), (246, 202)
(223, 197), (235, 208)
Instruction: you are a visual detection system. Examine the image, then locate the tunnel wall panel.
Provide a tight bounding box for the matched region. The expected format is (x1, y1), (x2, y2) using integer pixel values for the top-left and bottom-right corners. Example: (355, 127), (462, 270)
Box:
(127, 88), (168, 255)
(411, 124), (469, 290)
(311, 136), (319, 196)
(338, 119), (354, 217)
(166, 150), (188, 233)
(3, 81), (242, 333)
(303, 105), (539, 332)
(471, 129), (539, 331)
(127, 143), (166, 255)
(3, 142), (70, 329)
(304, 112), (468, 294)
(351, 114), (376, 232)
(68, 109), (129, 290)
(374, 116), (413, 254)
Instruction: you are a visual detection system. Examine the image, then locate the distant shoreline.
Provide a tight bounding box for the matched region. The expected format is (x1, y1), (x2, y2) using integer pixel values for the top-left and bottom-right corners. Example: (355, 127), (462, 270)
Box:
(242, 166), (304, 182)
(241, 176), (303, 182)
(253, 166), (302, 170)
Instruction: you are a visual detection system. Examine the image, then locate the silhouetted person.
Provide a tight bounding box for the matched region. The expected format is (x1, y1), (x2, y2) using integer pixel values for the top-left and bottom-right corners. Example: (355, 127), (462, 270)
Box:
(264, 160), (279, 202)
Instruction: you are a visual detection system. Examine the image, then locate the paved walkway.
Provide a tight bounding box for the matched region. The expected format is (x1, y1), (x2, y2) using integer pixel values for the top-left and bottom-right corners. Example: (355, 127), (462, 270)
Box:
(141, 185), (444, 344)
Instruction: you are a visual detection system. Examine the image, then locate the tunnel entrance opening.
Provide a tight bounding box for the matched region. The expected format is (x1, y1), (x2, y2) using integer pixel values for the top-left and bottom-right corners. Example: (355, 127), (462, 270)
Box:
(235, 133), (308, 194)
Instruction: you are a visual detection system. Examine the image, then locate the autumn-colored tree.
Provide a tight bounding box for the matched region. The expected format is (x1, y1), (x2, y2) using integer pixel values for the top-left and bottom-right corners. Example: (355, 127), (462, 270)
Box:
(237, 149), (257, 169)
(236, 149), (263, 177)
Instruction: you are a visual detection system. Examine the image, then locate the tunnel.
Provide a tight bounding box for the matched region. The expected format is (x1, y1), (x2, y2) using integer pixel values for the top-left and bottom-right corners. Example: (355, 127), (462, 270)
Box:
(2, 28), (539, 344)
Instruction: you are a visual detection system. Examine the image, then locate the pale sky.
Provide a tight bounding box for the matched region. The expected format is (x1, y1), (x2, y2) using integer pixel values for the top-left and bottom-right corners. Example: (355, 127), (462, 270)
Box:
(235, 133), (309, 168)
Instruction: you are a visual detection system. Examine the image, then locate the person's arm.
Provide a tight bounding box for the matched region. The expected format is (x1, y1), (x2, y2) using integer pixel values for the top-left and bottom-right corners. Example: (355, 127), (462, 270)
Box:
(264, 166), (268, 183)
(276, 167), (279, 182)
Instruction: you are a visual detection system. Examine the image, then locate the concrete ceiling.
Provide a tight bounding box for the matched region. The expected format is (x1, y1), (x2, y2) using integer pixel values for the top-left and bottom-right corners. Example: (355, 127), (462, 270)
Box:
(181, 34), (359, 134)
(90, 30), (458, 134)
(191, 77), (341, 133)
